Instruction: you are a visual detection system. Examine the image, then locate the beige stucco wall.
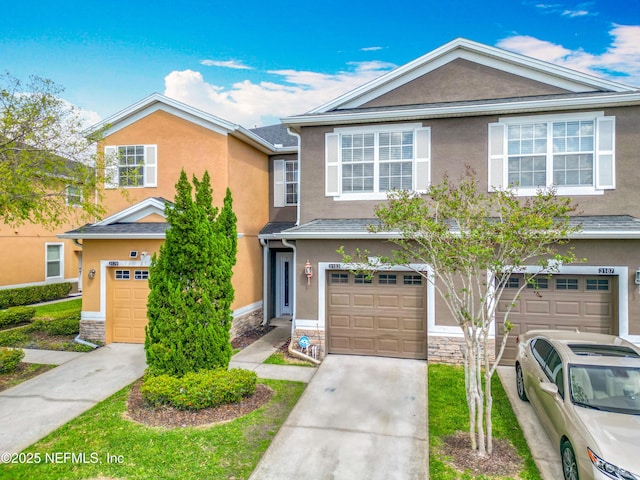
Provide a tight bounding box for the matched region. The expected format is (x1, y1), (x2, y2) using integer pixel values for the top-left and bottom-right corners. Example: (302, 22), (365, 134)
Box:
(0, 220), (82, 289)
(359, 58), (570, 109)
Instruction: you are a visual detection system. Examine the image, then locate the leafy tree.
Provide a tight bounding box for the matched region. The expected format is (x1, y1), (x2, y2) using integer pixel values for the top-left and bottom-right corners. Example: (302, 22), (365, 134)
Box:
(145, 170), (237, 377)
(341, 167), (580, 457)
(0, 72), (107, 227)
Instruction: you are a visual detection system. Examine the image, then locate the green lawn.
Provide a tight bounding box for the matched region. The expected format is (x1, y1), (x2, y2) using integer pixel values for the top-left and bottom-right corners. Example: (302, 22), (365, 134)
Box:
(0, 378), (305, 480)
(429, 364), (541, 480)
(263, 351), (316, 367)
(33, 298), (82, 319)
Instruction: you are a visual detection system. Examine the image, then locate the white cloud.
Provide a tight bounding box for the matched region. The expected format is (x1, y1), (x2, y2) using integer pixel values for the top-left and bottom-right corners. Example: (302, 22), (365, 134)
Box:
(361, 46), (383, 52)
(562, 9), (589, 17)
(497, 24), (640, 87)
(200, 59), (253, 70)
(164, 60), (396, 127)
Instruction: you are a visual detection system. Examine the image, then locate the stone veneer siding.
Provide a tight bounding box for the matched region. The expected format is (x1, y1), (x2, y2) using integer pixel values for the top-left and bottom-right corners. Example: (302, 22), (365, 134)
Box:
(80, 307), (263, 345)
(428, 335), (496, 364)
(230, 307), (263, 340)
(292, 328), (324, 360)
(79, 319), (106, 343)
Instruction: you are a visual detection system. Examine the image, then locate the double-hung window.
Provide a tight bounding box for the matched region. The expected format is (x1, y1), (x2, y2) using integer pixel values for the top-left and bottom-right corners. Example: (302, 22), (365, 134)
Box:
(489, 112), (614, 195)
(46, 243), (63, 279)
(104, 145), (157, 189)
(273, 159), (298, 207)
(325, 123), (430, 200)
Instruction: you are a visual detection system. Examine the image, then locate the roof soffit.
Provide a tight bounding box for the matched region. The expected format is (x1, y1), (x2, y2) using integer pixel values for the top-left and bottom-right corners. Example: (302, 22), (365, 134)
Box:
(94, 197), (168, 226)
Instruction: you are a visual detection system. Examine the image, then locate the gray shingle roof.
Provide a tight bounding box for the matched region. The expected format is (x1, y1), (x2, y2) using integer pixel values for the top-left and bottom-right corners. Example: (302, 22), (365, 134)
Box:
(277, 216), (640, 239)
(259, 222), (298, 237)
(61, 222), (168, 238)
(250, 124), (298, 147)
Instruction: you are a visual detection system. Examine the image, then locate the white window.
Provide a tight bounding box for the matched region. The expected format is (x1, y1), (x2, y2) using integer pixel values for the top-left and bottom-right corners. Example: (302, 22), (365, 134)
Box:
(273, 159), (298, 207)
(104, 145), (157, 189)
(46, 243), (63, 279)
(489, 113), (614, 195)
(66, 186), (82, 206)
(134, 270), (149, 280)
(115, 270), (130, 280)
(325, 123), (430, 200)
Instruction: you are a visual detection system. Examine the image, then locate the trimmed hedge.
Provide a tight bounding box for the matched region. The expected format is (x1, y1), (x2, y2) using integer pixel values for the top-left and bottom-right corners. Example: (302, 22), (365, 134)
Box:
(0, 329), (29, 347)
(141, 368), (258, 410)
(0, 347), (25, 374)
(0, 307), (36, 328)
(0, 283), (73, 309)
(29, 317), (80, 336)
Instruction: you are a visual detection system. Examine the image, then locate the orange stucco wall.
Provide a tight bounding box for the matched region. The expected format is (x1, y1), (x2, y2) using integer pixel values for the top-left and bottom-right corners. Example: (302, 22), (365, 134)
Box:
(0, 218), (83, 289)
(81, 109), (269, 318)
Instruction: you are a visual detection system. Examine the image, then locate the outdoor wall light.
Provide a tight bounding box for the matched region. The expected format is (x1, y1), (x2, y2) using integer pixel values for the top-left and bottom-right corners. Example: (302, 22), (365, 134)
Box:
(88, 268), (96, 280)
(304, 260), (313, 286)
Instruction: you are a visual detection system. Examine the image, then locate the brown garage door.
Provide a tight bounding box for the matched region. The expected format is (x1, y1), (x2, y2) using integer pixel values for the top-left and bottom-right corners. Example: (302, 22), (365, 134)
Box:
(326, 271), (427, 359)
(107, 268), (150, 343)
(497, 274), (615, 364)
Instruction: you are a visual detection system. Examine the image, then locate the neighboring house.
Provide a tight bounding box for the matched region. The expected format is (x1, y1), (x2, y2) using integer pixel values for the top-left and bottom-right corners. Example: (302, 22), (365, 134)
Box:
(59, 94), (294, 344)
(0, 215), (83, 294)
(274, 38), (640, 364)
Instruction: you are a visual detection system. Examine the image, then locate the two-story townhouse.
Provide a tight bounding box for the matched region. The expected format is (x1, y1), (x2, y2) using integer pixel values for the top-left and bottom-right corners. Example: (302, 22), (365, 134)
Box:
(277, 38), (640, 364)
(59, 94), (293, 344)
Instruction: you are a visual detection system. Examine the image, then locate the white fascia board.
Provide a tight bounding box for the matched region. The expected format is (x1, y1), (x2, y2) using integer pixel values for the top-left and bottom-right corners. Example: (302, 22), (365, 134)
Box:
(57, 232), (166, 240)
(94, 197), (167, 226)
(284, 92), (640, 128)
(570, 231), (640, 239)
(278, 231), (400, 240)
(307, 38), (636, 114)
(87, 93), (237, 137)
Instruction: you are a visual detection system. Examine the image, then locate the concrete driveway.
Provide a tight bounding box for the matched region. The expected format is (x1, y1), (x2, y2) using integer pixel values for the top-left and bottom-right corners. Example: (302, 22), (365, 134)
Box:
(0, 343), (145, 455)
(250, 354), (429, 480)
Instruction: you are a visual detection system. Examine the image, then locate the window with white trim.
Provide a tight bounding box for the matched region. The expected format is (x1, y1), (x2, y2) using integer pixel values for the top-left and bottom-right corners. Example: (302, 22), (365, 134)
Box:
(273, 159), (298, 207)
(46, 243), (63, 279)
(325, 124), (430, 200)
(488, 113), (614, 195)
(66, 185), (82, 206)
(104, 145), (157, 189)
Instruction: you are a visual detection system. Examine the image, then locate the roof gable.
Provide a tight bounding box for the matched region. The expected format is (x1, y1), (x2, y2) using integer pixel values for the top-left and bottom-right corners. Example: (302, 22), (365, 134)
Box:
(309, 38), (637, 114)
(94, 197), (169, 226)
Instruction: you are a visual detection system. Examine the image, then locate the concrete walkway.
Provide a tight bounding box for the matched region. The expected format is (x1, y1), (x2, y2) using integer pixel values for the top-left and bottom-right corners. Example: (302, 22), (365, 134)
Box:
(0, 343), (146, 455)
(230, 323), (317, 383)
(250, 355), (429, 480)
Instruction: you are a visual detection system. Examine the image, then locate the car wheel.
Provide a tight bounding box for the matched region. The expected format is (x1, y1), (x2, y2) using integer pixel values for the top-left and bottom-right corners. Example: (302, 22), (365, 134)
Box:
(516, 363), (528, 401)
(562, 441), (579, 480)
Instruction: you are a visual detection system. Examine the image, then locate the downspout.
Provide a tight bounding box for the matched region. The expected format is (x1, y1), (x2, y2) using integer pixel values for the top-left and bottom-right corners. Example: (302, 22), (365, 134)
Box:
(259, 238), (269, 326)
(286, 127), (302, 227)
(281, 238), (297, 340)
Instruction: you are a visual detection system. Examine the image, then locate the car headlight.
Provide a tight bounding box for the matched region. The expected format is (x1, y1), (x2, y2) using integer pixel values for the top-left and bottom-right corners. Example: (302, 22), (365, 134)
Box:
(588, 448), (638, 480)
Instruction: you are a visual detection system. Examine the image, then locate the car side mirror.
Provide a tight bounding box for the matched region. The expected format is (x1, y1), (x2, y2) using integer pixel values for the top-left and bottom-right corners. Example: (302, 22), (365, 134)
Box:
(540, 382), (559, 397)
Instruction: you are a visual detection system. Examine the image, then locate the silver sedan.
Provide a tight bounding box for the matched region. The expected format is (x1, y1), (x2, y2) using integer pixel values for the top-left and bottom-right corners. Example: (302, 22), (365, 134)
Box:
(515, 330), (640, 480)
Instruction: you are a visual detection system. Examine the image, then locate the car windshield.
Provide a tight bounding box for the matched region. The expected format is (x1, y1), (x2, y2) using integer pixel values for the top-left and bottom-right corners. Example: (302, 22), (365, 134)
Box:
(569, 364), (640, 415)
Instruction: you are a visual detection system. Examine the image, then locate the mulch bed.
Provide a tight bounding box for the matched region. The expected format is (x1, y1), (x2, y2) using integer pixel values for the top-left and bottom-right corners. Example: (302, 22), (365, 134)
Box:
(126, 324), (277, 428)
(438, 431), (523, 477)
(125, 380), (275, 428)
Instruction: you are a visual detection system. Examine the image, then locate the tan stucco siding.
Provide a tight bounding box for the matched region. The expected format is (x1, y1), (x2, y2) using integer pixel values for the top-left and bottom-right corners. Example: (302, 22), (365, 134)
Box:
(359, 59), (571, 109)
(81, 239), (162, 313)
(232, 236), (263, 310)
(0, 222), (81, 288)
(99, 110), (230, 217)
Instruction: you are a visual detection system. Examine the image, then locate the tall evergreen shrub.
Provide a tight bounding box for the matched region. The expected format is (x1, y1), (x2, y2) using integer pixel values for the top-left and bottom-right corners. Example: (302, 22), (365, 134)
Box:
(145, 171), (238, 377)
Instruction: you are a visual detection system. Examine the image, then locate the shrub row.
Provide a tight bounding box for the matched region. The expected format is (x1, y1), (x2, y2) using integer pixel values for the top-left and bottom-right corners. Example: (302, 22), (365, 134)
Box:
(141, 368), (258, 410)
(0, 347), (24, 374)
(29, 317), (80, 336)
(0, 329), (29, 347)
(0, 307), (36, 328)
(0, 283), (73, 309)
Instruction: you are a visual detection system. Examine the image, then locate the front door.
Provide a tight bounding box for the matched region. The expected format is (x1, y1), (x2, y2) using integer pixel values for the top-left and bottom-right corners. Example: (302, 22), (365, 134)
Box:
(275, 252), (293, 317)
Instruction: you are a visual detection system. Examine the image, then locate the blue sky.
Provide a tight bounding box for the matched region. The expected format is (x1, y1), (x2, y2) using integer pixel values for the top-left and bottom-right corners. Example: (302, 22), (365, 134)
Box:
(2, 0), (639, 127)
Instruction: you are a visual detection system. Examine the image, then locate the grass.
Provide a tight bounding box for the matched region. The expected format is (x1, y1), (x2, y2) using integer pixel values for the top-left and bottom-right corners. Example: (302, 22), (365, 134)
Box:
(0, 378), (305, 479)
(264, 351), (316, 367)
(0, 299), (92, 352)
(429, 364), (541, 480)
(0, 363), (56, 392)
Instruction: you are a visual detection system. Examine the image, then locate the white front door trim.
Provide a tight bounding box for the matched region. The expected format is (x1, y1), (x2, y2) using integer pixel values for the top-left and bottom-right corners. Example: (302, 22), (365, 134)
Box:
(275, 252), (294, 317)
